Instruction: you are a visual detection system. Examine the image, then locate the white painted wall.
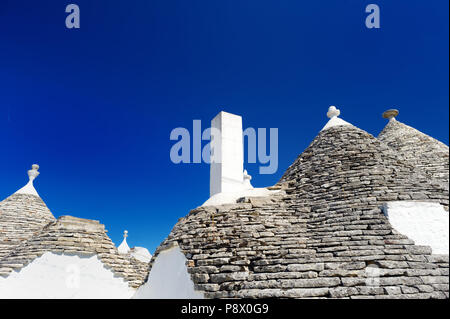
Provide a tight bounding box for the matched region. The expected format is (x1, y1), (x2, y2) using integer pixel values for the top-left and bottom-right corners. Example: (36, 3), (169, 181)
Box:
(383, 201), (449, 255)
(0, 252), (135, 299)
(210, 111), (244, 197)
(133, 246), (204, 299)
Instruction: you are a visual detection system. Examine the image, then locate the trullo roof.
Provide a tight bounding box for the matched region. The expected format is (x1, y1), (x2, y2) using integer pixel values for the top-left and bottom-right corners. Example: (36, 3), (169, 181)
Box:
(146, 107), (449, 299)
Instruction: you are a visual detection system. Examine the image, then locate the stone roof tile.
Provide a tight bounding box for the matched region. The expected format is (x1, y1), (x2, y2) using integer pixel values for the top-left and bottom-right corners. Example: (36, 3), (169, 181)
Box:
(0, 215), (149, 288)
(0, 193), (55, 259)
(148, 124), (449, 299)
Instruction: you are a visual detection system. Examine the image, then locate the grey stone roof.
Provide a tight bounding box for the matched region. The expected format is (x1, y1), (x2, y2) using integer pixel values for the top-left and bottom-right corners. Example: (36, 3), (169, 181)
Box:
(150, 124), (449, 299)
(0, 215), (149, 288)
(281, 125), (448, 210)
(0, 193), (55, 259)
(0, 193), (149, 288)
(378, 119), (449, 192)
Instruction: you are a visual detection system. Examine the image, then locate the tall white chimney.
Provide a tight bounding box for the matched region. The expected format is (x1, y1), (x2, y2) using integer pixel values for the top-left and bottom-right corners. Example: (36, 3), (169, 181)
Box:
(210, 111), (245, 197)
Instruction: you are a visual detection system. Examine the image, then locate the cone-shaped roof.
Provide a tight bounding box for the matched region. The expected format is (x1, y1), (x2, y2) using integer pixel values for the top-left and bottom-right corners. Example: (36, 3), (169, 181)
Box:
(0, 165), (55, 259)
(144, 107), (449, 299)
(378, 115), (449, 188)
(281, 109), (448, 210)
(378, 115), (448, 155)
(0, 216), (148, 288)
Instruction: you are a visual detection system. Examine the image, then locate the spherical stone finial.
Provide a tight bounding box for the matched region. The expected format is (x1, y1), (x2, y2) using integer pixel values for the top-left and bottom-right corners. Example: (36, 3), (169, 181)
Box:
(327, 106), (341, 119)
(27, 164), (40, 182)
(124, 230), (128, 238)
(382, 109), (399, 120)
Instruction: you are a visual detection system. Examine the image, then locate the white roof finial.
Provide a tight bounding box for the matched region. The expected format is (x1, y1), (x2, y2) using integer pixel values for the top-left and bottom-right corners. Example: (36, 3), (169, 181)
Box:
(327, 106), (341, 119)
(321, 105), (352, 131)
(118, 230), (130, 254)
(382, 109), (399, 122)
(243, 170), (253, 189)
(28, 164), (40, 182)
(14, 164), (40, 197)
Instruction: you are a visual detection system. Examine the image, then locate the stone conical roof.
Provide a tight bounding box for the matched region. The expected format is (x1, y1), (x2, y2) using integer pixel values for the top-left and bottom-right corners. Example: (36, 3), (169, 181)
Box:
(144, 107), (449, 299)
(378, 118), (449, 190)
(0, 194), (55, 259)
(280, 124), (448, 210)
(0, 165), (55, 259)
(0, 215), (149, 288)
(0, 165), (150, 290)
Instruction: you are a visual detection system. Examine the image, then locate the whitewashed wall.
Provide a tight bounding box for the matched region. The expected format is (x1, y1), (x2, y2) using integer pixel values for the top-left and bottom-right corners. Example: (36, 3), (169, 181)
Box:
(383, 201), (449, 255)
(0, 252), (135, 299)
(133, 246), (204, 299)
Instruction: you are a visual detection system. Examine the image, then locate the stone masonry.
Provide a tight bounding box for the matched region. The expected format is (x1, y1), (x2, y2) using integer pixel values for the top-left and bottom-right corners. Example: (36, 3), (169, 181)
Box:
(0, 196), (149, 289)
(148, 122), (449, 299)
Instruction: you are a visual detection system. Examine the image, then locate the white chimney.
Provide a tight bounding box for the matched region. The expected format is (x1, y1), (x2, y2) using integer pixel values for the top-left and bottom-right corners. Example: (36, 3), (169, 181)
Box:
(210, 111), (249, 197)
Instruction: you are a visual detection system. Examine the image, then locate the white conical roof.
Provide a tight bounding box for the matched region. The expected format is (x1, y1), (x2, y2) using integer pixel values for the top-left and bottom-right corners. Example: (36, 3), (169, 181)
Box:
(14, 164), (40, 197)
(320, 106), (352, 131)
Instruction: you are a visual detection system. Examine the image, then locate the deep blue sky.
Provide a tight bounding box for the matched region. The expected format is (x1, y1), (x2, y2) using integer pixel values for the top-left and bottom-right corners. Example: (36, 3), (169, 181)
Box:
(0, 1), (448, 253)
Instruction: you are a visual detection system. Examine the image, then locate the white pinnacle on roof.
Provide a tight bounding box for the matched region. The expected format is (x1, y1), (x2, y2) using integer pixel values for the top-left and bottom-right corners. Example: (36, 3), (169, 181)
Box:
(118, 230), (131, 254)
(321, 106), (352, 131)
(243, 170), (253, 189)
(131, 247), (152, 263)
(14, 164), (41, 197)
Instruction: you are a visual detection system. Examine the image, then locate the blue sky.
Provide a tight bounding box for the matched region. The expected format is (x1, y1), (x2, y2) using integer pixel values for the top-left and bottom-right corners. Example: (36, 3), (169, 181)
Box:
(0, 1), (448, 253)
